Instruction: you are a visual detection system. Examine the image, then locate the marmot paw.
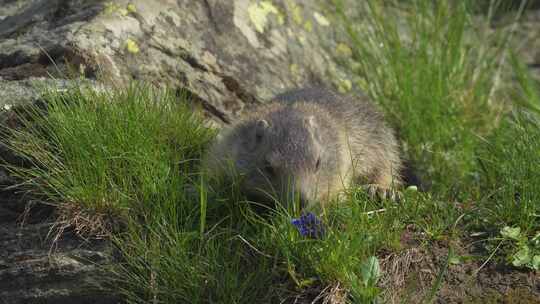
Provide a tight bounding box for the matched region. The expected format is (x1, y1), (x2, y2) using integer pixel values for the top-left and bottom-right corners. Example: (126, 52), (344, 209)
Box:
(362, 184), (402, 202)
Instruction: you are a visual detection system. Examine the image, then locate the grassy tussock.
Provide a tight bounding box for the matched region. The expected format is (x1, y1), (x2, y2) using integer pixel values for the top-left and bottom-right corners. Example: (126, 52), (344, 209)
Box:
(334, 0), (522, 196)
(474, 53), (540, 244)
(2, 83), (214, 235)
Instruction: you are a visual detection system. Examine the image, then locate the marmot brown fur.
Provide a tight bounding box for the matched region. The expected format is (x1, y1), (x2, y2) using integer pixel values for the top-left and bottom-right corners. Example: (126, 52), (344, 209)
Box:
(204, 87), (402, 208)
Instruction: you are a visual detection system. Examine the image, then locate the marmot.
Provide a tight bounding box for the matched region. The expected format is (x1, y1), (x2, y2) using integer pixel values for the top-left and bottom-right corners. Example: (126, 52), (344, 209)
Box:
(205, 87), (402, 208)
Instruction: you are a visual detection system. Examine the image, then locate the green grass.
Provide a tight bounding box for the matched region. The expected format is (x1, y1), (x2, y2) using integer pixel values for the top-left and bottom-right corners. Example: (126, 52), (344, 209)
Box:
(472, 53), (540, 268)
(1, 81), (457, 302)
(334, 0), (516, 197)
(335, 0), (539, 271)
(335, 0), (539, 272)
(1, 83), (215, 233)
(1, 0), (539, 303)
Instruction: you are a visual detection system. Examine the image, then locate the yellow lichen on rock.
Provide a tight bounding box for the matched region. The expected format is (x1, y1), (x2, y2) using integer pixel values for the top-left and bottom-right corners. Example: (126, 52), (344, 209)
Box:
(336, 43), (353, 57)
(126, 3), (137, 14)
(289, 3), (303, 25)
(289, 63), (299, 75)
(118, 8), (129, 16)
(276, 13), (285, 25)
(337, 78), (352, 93)
(303, 20), (312, 32)
(313, 12), (330, 26)
(125, 39), (140, 54)
(104, 2), (136, 16)
(103, 2), (120, 14)
(248, 1), (282, 33)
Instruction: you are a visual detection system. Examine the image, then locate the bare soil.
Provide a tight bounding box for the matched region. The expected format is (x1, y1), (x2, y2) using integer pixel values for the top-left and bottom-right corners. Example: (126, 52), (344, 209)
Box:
(380, 228), (540, 304)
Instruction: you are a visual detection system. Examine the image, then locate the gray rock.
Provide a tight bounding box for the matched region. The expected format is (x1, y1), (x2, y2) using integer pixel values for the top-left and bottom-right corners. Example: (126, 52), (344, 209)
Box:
(0, 0), (360, 124)
(0, 218), (119, 304)
(0, 1), (538, 120)
(0, 0), (37, 21)
(0, 78), (75, 109)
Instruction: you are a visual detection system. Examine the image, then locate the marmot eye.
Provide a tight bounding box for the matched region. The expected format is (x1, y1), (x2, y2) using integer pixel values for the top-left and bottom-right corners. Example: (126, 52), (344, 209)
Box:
(315, 158), (321, 171)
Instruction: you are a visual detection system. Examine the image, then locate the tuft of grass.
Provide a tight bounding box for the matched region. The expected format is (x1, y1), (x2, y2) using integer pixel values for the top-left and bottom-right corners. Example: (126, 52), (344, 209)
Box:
(333, 0), (522, 197)
(111, 217), (279, 303)
(252, 188), (460, 302)
(333, 0), (539, 283)
(1, 83), (214, 235)
(477, 110), (540, 232)
(472, 53), (540, 268)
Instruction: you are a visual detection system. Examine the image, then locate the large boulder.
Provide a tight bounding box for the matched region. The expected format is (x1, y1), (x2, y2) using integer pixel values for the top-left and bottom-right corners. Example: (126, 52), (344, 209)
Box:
(0, 215), (117, 304)
(1, 1), (538, 117)
(0, 0), (358, 123)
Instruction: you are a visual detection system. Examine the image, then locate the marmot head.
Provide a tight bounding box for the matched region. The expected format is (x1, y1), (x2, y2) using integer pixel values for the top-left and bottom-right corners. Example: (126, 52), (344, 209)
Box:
(226, 106), (341, 209)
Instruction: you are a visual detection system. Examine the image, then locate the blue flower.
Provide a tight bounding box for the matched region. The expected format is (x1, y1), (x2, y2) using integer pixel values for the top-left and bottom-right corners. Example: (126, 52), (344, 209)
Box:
(291, 212), (325, 239)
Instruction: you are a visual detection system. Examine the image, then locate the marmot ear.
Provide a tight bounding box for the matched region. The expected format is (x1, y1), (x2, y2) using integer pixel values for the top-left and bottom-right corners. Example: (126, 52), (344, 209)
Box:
(255, 119), (269, 142)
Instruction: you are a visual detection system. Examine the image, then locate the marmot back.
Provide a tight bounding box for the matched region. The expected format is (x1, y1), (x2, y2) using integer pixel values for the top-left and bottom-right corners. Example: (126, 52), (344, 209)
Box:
(205, 87), (402, 208)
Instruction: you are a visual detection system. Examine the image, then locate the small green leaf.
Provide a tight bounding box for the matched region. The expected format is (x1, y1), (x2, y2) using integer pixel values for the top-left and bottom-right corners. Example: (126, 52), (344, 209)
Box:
(360, 256), (381, 287)
(298, 277), (317, 288)
(500, 226), (521, 240)
(448, 254), (461, 265)
(532, 255), (540, 270)
(512, 246), (531, 267)
(405, 185), (418, 192)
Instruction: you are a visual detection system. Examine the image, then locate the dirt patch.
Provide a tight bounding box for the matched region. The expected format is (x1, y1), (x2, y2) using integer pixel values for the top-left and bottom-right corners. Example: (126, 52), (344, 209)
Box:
(380, 229), (540, 303)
